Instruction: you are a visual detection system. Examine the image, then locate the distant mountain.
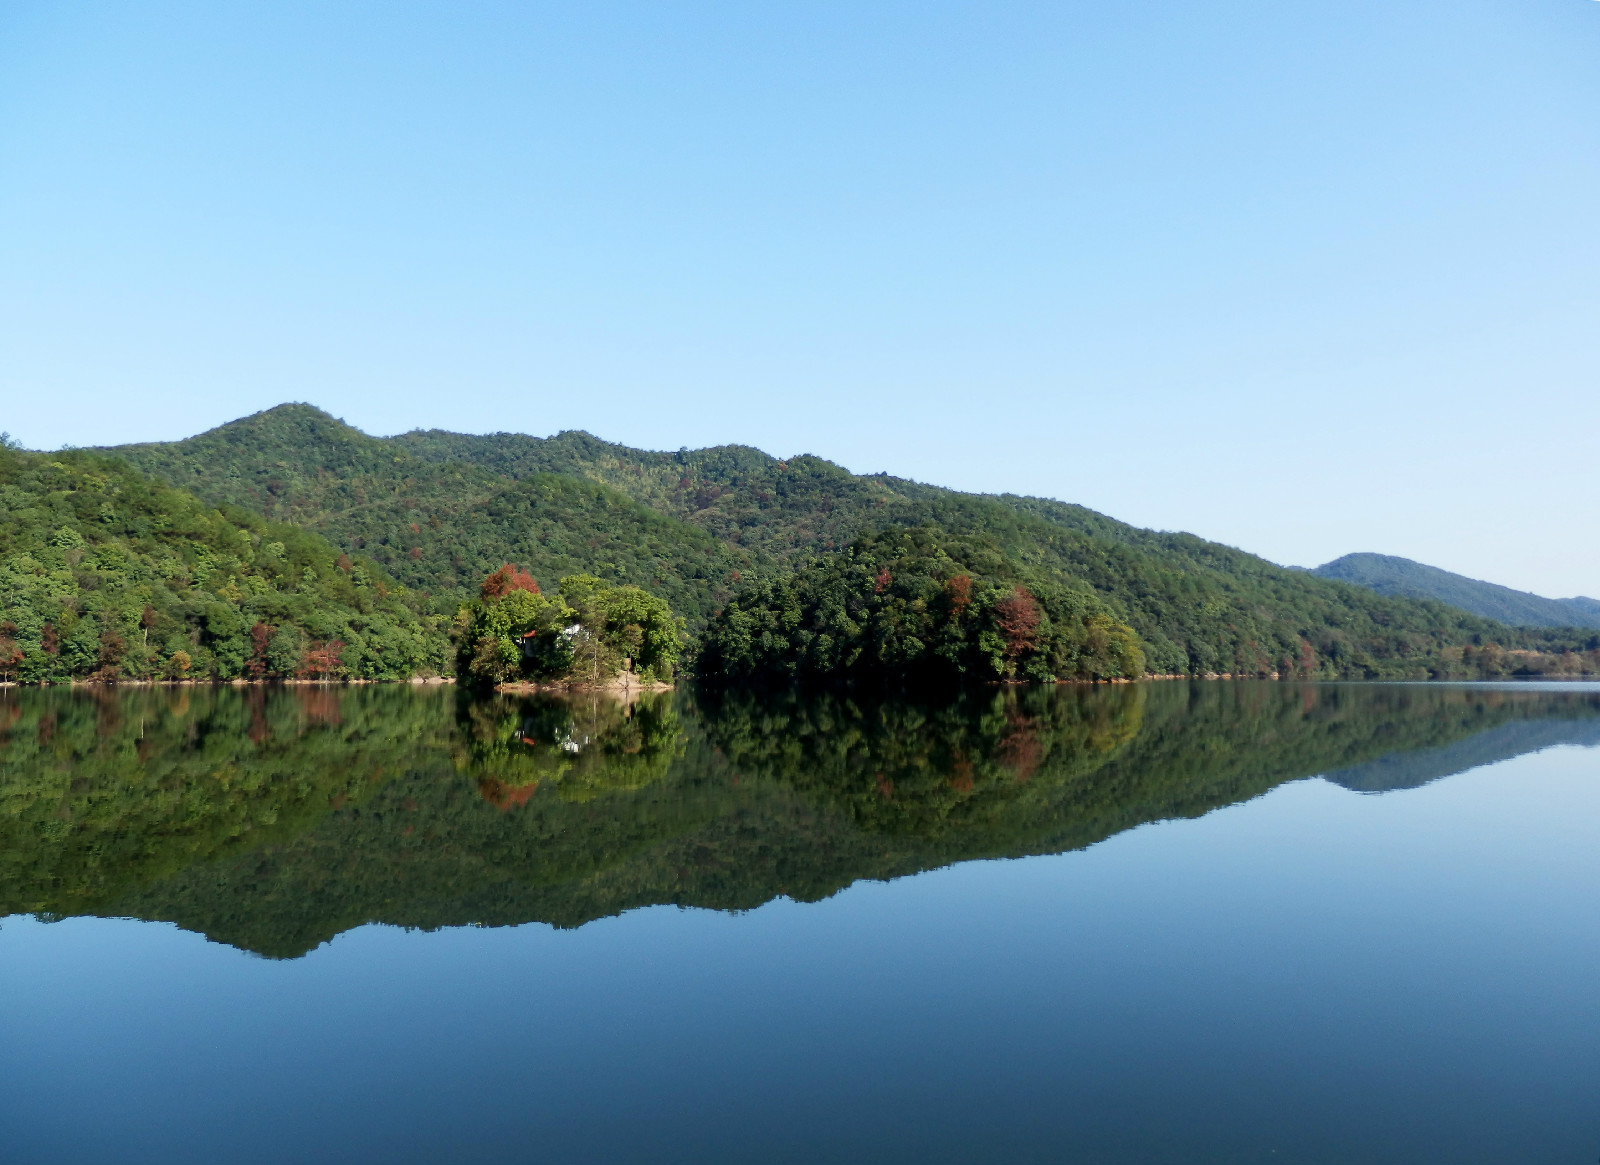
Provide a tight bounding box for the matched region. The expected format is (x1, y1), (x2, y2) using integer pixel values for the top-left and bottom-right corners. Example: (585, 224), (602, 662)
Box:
(1312, 553), (1600, 629)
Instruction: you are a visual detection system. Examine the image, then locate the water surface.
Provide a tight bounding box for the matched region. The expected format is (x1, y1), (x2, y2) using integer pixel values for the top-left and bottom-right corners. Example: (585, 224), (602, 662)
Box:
(2, 681), (1597, 1162)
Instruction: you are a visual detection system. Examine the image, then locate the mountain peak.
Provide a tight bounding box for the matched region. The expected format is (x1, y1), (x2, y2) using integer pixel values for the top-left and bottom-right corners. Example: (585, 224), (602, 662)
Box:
(214, 403), (362, 439)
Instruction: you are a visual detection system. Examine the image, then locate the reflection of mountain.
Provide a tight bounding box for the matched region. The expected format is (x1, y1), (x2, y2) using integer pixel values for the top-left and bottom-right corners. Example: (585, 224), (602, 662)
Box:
(1321, 717), (1600, 793)
(3, 682), (1598, 958)
(0, 685), (451, 919)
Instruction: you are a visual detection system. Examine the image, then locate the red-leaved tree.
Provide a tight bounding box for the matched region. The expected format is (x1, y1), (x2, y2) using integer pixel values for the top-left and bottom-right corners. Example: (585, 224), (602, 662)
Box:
(944, 574), (972, 620)
(298, 640), (345, 680)
(248, 622), (274, 678)
(481, 564), (541, 600)
(993, 586), (1041, 662)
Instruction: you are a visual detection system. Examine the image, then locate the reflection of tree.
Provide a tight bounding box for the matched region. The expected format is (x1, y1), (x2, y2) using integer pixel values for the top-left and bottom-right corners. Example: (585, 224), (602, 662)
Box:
(454, 690), (683, 804)
(4, 681), (1600, 958)
(0, 685), (453, 918)
(693, 683), (1146, 840)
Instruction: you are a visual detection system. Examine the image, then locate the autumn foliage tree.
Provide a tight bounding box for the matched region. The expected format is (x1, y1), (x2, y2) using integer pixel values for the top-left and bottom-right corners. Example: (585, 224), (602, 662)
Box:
(993, 587), (1042, 663)
(944, 574), (972, 620)
(248, 622), (274, 678)
(298, 640), (346, 680)
(481, 564), (541, 600)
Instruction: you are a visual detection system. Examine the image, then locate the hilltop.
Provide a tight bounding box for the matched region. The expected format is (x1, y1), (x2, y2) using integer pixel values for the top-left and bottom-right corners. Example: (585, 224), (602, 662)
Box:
(99, 403), (1598, 679)
(1312, 552), (1600, 630)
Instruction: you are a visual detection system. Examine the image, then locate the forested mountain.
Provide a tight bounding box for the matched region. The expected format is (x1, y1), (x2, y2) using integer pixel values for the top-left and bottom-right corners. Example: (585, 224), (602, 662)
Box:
(0, 444), (448, 682)
(103, 404), (1597, 678)
(1312, 552), (1600, 629)
(105, 406), (747, 628)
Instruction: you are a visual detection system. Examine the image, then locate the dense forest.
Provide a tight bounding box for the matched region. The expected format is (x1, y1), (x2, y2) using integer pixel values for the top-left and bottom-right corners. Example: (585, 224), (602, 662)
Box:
(4, 682), (1598, 956)
(100, 404), (1599, 680)
(698, 528), (1145, 684)
(104, 407), (748, 628)
(0, 444), (449, 682)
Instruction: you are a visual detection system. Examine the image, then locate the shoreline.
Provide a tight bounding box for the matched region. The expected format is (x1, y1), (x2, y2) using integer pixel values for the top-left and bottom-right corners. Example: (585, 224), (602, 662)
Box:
(2, 673), (1595, 691)
(0, 676), (457, 688)
(493, 677), (674, 694)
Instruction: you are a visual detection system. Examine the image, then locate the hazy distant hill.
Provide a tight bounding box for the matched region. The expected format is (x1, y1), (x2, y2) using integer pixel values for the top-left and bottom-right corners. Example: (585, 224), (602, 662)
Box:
(1312, 553), (1600, 629)
(102, 404), (1592, 677)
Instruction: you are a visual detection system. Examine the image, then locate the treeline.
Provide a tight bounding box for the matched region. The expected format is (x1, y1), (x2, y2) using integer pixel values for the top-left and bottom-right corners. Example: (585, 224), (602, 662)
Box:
(1429, 642), (1600, 680)
(11, 422), (1597, 686)
(693, 528), (1597, 685)
(0, 446), (449, 682)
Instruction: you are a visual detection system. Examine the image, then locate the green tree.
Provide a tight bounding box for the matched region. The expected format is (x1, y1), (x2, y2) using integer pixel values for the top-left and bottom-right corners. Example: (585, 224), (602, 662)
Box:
(455, 568), (682, 687)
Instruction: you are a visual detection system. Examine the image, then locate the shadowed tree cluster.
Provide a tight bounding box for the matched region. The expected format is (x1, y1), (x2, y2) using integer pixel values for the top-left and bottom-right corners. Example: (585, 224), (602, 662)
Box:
(697, 528), (1145, 684)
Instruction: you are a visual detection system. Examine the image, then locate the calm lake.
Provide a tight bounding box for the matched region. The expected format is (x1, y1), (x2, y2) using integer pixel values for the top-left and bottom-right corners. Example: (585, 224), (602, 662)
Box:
(3, 680), (1598, 1163)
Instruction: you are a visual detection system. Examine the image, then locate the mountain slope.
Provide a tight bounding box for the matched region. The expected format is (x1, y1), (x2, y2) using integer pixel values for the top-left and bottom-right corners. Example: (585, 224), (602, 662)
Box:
(104, 404), (1594, 677)
(395, 417), (1584, 674)
(105, 405), (750, 626)
(1312, 553), (1600, 629)
(0, 444), (448, 681)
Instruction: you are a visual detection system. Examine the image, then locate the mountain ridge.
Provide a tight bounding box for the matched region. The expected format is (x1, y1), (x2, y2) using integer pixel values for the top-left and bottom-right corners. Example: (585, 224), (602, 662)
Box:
(98, 403), (1596, 678)
(1312, 552), (1600, 630)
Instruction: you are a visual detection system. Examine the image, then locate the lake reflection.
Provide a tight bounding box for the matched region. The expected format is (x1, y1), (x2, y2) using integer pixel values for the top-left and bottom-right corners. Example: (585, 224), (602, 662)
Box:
(3, 681), (1599, 1163)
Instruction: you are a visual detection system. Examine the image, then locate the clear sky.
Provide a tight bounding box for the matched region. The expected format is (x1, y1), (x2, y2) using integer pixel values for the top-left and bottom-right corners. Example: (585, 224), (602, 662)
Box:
(2, 1), (1596, 596)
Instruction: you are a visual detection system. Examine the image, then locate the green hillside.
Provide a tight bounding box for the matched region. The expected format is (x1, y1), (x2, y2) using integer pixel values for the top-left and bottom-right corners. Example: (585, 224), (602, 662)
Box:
(106, 405), (750, 627)
(102, 404), (1599, 678)
(1312, 552), (1600, 630)
(0, 443), (449, 682)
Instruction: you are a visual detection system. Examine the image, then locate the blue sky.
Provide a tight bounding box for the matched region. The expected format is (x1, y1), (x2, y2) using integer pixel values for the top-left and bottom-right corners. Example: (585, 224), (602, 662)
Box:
(2, 1), (1596, 595)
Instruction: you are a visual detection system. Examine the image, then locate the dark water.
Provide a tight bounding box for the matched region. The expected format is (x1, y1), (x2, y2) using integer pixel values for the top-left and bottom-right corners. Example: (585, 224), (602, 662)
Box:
(2, 681), (1598, 1164)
